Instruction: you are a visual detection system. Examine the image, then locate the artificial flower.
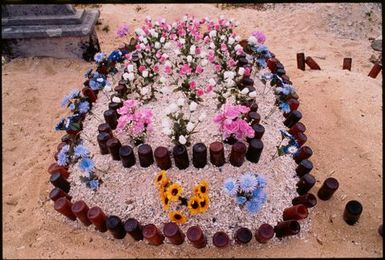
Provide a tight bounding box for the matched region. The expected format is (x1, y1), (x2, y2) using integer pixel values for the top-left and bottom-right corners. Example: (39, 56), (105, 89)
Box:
(188, 196), (201, 215)
(166, 182), (183, 202)
(169, 211), (187, 224)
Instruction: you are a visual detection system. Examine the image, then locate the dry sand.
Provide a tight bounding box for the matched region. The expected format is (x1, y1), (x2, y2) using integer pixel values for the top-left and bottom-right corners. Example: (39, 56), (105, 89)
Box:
(2, 3), (383, 258)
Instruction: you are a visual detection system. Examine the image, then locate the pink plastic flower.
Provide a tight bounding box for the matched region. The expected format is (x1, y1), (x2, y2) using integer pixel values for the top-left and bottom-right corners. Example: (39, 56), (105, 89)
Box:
(180, 64), (192, 76)
(164, 65), (172, 74)
(189, 81), (196, 89)
(220, 43), (228, 52)
(214, 64), (221, 72)
(195, 65), (204, 74)
(205, 84), (213, 93)
(138, 65), (146, 73)
(196, 89), (204, 97)
(153, 64), (160, 73)
(244, 67), (251, 77)
(252, 31), (266, 44)
(228, 58), (236, 67)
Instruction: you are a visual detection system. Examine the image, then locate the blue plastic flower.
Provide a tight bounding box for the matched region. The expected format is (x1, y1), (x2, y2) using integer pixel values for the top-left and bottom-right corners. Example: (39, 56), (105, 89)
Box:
(235, 195), (247, 205)
(279, 102), (290, 113)
(74, 144), (90, 158)
(252, 188), (267, 203)
(257, 58), (267, 68)
(245, 199), (262, 214)
(78, 101), (90, 114)
(108, 50), (122, 62)
(256, 175), (267, 188)
(283, 144), (298, 155)
(60, 89), (80, 107)
(88, 179), (100, 190)
(261, 72), (273, 81)
(94, 52), (105, 63)
(78, 157), (95, 173)
(69, 103), (76, 111)
(223, 178), (239, 196)
(239, 173), (258, 192)
(57, 145), (70, 166)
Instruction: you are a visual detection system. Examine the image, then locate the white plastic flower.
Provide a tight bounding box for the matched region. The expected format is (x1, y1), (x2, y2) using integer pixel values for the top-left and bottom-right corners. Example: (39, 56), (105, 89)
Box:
(241, 88), (249, 95)
(104, 85), (112, 92)
(163, 128), (172, 135)
(127, 64), (134, 72)
(177, 98), (185, 107)
(174, 49), (181, 55)
(235, 35), (241, 41)
(178, 135), (187, 145)
(127, 73), (135, 81)
(122, 72), (130, 80)
(142, 70), (149, 78)
(248, 91), (257, 98)
(234, 44), (242, 50)
(186, 122), (195, 132)
(155, 42), (161, 49)
(198, 113), (207, 122)
(140, 87), (149, 95)
(287, 146), (298, 154)
(164, 42), (171, 49)
(189, 45), (196, 55)
(159, 76), (166, 83)
(112, 96), (121, 103)
(142, 37), (148, 44)
(220, 35), (226, 40)
(248, 36), (258, 45)
(169, 103), (178, 113)
(139, 43), (145, 49)
(224, 71), (236, 80)
(209, 30), (217, 38)
(189, 101), (198, 112)
(183, 16), (188, 22)
(238, 67), (245, 76)
(179, 38), (186, 44)
(187, 55), (193, 63)
(209, 78), (216, 86)
(201, 59), (208, 67)
(200, 51), (207, 58)
(209, 42), (215, 49)
(228, 37), (235, 45)
(160, 37), (165, 43)
(225, 79), (235, 87)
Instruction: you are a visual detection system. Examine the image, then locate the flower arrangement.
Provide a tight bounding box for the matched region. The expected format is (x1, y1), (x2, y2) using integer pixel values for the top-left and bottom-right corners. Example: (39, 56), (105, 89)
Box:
(116, 99), (153, 145)
(213, 104), (254, 142)
(223, 172), (267, 214)
(93, 49), (123, 76)
(60, 89), (91, 115)
(155, 170), (209, 224)
(163, 98), (206, 146)
(273, 130), (300, 158)
(55, 113), (83, 135)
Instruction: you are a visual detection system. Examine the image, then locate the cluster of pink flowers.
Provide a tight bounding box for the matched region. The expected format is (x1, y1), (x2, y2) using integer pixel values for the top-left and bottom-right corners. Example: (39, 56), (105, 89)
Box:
(251, 31), (266, 44)
(213, 104), (254, 141)
(116, 99), (153, 139)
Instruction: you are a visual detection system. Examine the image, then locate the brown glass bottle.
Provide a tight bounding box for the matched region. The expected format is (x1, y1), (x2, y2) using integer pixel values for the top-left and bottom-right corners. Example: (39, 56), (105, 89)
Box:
(82, 87), (97, 103)
(296, 159), (313, 177)
(287, 98), (300, 111)
(296, 174), (316, 195)
(154, 146), (172, 170)
(103, 109), (118, 130)
(48, 163), (70, 179)
(98, 123), (113, 138)
(246, 138), (263, 163)
(119, 145), (136, 168)
(274, 220), (300, 238)
(212, 231), (230, 248)
(283, 110), (302, 128)
(187, 226), (207, 248)
(343, 200), (363, 225)
(142, 224), (164, 246)
(247, 111), (261, 125)
(255, 223), (274, 243)
(192, 143), (207, 168)
(292, 193), (317, 208)
(138, 144), (154, 167)
(317, 177), (339, 201)
(97, 132), (111, 155)
(107, 138), (122, 161)
(50, 172), (70, 193)
(293, 146), (312, 164)
(87, 206), (107, 232)
(124, 218), (143, 241)
(288, 122), (306, 136)
(163, 222), (185, 245)
(54, 197), (76, 221)
(234, 227), (252, 244)
(252, 124), (265, 140)
(71, 200), (91, 226)
(294, 132), (307, 147)
(229, 142), (247, 167)
(209, 142), (225, 167)
(106, 215), (126, 239)
(173, 144), (189, 169)
(114, 84), (127, 97)
(49, 187), (72, 202)
(283, 204), (309, 221)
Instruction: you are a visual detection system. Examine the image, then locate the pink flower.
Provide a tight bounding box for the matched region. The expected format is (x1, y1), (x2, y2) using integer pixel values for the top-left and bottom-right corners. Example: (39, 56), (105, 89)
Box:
(224, 107), (240, 120)
(189, 81), (196, 89)
(159, 56), (166, 64)
(195, 65), (204, 74)
(252, 31), (266, 44)
(196, 88), (204, 96)
(236, 48), (244, 56)
(223, 121), (239, 138)
(244, 67), (251, 77)
(228, 58), (236, 68)
(164, 65), (172, 74)
(124, 53), (132, 61)
(170, 33), (177, 40)
(203, 36), (210, 44)
(220, 43), (228, 52)
(205, 84), (213, 93)
(176, 41), (183, 49)
(237, 105), (250, 114)
(138, 65), (146, 73)
(194, 34), (201, 41)
(214, 64), (221, 72)
(153, 64), (160, 73)
(180, 63), (192, 76)
(156, 51), (162, 59)
(195, 46), (201, 55)
(135, 44), (141, 50)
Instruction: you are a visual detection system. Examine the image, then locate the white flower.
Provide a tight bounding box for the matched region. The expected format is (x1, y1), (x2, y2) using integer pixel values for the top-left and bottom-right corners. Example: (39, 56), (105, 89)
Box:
(142, 37), (148, 44)
(205, 17), (210, 22)
(238, 67), (245, 76)
(248, 36), (258, 45)
(155, 21), (160, 26)
(209, 42), (215, 49)
(234, 44), (242, 50)
(172, 22), (177, 28)
(228, 37), (235, 45)
(219, 15), (224, 20)
(146, 16), (152, 21)
(248, 91), (257, 98)
(135, 28), (145, 36)
(140, 43), (145, 49)
(178, 135), (187, 145)
(97, 78), (104, 83)
(161, 119), (170, 128)
(163, 128), (172, 135)
(183, 16), (188, 22)
(127, 73), (135, 81)
(225, 79), (235, 87)
(165, 60), (172, 67)
(177, 98), (185, 107)
(241, 88), (249, 95)
(186, 122), (195, 132)
(224, 71), (236, 80)
(201, 59), (208, 67)
(209, 78), (216, 86)
(142, 70), (149, 78)
(160, 37), (165, 43)
(235, 35), (241, 41)
(288, 146), (298, 154)
(104, 85), (112, 92)
(198, 113), (207, 122)
(179, 38), (186, 44)
(127, 64), (134, 72)
(189, 101), (198, 112)
(159, 76), (166, 83)
(112, 96), (121, 103)
(209, 30), (217, 38)
(122, 72), (130, 80)
(140, 87), (149, 95)
(187, 55), (193, 63)
(174, 49), (181, 55)
(145, 58), (152, 64)
(155, 42), (161, 49)
(220, 35), (226, 40)
(189, 45), (196, 55)
(169, 103), (178, 113)
(164, 42), (171, 49)
(161, 86), (172, 94)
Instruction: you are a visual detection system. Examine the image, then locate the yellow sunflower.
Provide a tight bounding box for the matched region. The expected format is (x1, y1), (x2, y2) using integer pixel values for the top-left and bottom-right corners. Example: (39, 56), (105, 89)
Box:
(188, 196), (201, 215)
(193, 184), (200, 196)
(155, 170), (167, 188)
(197, 180), (209, 197)
(169, 211), (187, 224)
(161, 192), (170, 210)
(199, 195), (209, 213)
(166, 182), (183, 202)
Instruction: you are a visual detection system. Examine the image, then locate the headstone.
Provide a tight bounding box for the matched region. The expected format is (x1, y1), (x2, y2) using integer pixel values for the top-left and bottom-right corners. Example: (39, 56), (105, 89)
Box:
(2, 4), (101, 60)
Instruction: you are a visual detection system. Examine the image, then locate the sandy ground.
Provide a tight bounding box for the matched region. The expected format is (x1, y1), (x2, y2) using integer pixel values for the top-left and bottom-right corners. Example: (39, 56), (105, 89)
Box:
(2, 3), (383, 258)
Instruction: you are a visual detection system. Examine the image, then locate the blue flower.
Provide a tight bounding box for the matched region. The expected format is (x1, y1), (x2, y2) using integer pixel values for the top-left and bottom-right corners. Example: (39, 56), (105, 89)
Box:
(245, 199), (262, 214)
(78, 101), (90, 114)
(235, 195), (247, 205)
(283, 144), (299, 155)
(257, 58), (267, 68)
(239, 173), (258, 192)
(261, 72), (273, 81)
(108, 50), (122, 62)
(74, 144), (90, 158)
(84, 68), (93, 78)
(252, 188), (267, 203)
(69, 103), (76, 111)
(94, 52), (105, 63)
(279, 102), (290, 113)
(60, 89), (80, 107)
(78, 157), (95, 173)
(223, 178), (239, 196)
(256, 45), (269, 54)
(256, 175), (267, 188)
(89, 79), (98, 90)
(88, 179), (100, 190)
(57, 145), (70, 166)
